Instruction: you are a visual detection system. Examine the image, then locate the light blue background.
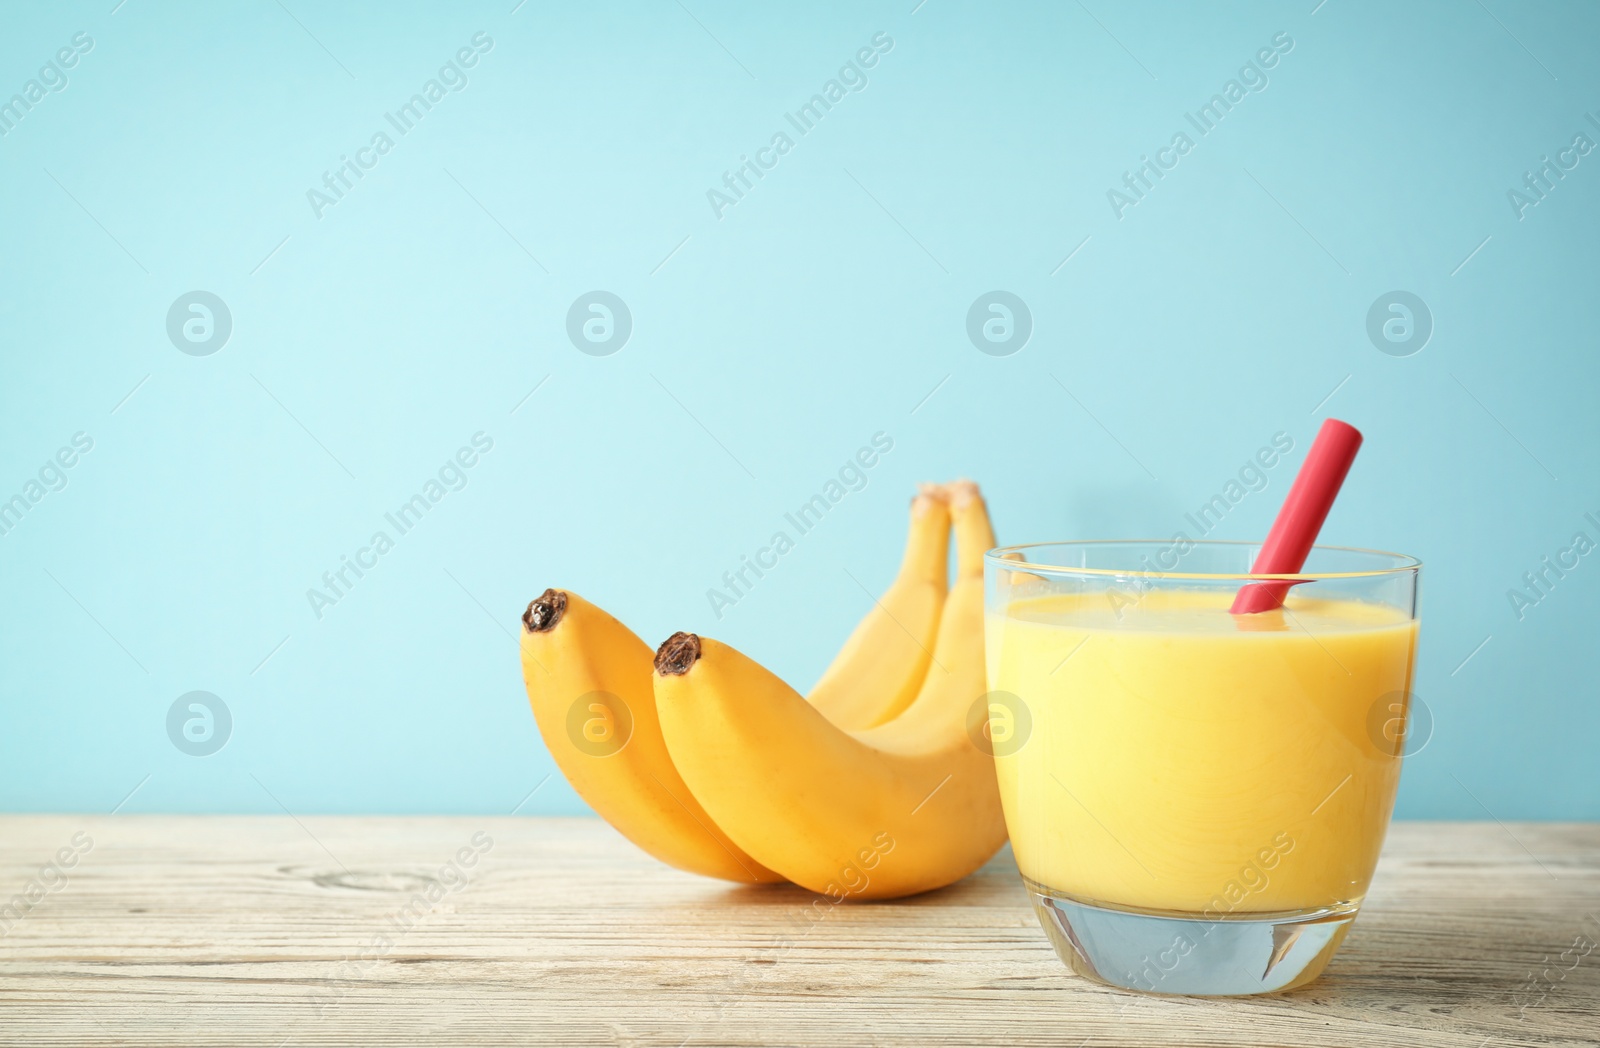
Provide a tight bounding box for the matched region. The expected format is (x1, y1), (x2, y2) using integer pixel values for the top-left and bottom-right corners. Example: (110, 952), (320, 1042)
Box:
(2, 0), (1595, 820)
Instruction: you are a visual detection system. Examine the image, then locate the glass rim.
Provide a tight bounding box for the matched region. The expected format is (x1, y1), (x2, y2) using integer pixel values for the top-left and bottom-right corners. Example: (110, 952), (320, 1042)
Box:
(984, 539), (1421, 581)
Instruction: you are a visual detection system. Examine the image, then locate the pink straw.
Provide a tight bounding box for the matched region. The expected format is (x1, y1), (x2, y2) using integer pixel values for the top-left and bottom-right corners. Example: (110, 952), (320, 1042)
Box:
(1230, 418), (1364, 614)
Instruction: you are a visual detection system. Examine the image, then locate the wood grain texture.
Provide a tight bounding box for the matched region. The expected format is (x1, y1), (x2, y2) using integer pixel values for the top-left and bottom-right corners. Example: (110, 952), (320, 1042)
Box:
(0, 817), (1596, 1047)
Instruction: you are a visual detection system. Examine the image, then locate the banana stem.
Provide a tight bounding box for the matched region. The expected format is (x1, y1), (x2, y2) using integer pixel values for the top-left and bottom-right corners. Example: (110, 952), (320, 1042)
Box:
(655, 632), (702, 676)
(523, 589), (569, 632)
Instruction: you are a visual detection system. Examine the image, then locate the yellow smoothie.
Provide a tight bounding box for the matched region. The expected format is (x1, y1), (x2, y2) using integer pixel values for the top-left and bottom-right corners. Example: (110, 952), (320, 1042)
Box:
(986, 589), (1418, 915)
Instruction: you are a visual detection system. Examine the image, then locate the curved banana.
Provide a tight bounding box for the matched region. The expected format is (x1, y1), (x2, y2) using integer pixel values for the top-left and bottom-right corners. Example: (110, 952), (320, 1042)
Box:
(807, 486), (949, 730)
(654, 482), (1005, 900)
(520, 588), (781, 884)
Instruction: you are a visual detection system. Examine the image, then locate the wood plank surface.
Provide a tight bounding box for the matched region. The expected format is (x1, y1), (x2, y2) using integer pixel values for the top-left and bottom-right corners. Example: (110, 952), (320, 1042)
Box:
(0, 817), (1596, 1046)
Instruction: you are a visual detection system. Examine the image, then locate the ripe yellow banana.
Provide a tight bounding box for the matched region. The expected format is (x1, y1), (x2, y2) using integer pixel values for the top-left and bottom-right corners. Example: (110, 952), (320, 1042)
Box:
(519, 588), (781, 884)
(807, 486), (949, 730)
(654, 481), (1005, 900)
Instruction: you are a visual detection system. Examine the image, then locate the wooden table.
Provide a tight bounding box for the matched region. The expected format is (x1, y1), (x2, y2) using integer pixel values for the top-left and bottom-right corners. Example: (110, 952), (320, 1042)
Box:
(1, 817), (1596, 1046)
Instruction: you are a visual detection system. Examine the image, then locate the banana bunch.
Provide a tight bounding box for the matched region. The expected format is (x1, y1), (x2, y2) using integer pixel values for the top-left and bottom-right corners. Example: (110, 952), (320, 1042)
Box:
(518, 481), (1005, 900)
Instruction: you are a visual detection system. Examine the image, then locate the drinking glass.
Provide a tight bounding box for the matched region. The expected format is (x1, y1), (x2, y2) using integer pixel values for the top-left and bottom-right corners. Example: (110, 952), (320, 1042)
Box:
(982, 540), (1420, 995)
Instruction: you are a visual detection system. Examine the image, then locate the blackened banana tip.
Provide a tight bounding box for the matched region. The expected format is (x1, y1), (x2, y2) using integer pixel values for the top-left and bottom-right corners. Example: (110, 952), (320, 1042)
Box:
(523, 589), (568, 633)
(655, 632), (701, 676)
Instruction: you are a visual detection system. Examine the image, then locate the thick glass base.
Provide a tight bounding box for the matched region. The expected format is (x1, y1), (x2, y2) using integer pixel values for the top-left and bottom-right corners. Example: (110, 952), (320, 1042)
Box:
(1026, 878), (1357, 996)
